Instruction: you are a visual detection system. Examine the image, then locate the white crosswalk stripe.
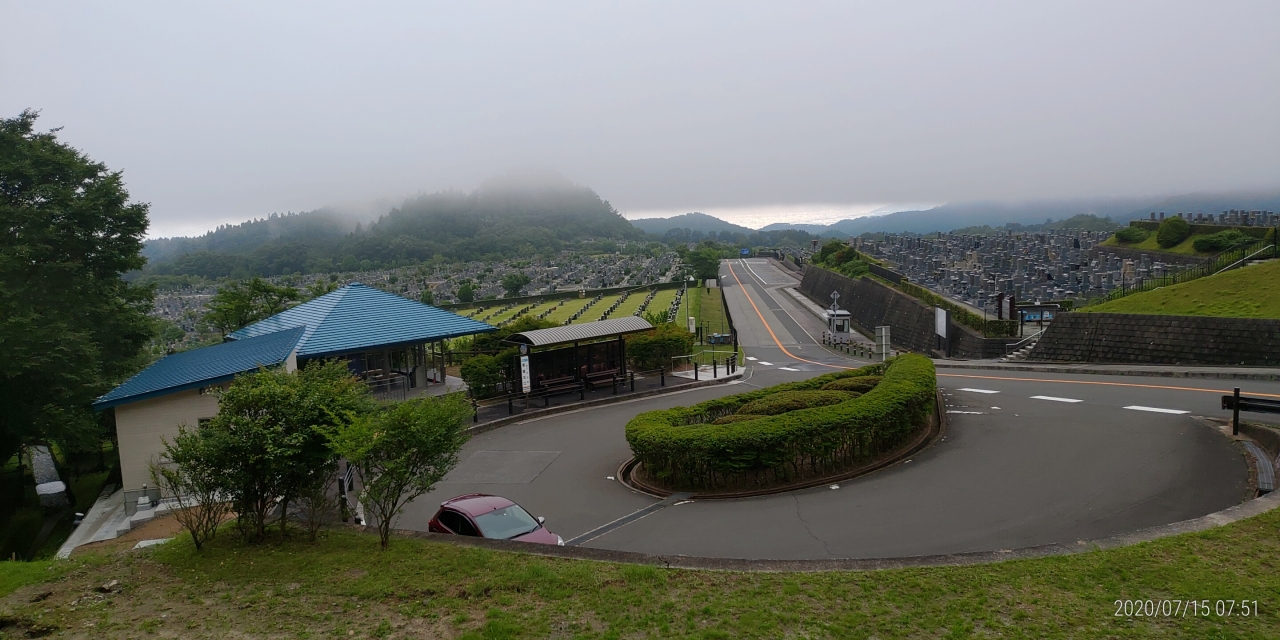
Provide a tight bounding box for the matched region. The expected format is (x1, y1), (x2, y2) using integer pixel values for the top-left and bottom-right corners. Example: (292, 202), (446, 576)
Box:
(1030, 395), (1082, 403)
(1124, 406), (1189, 414)
(778, 367), (800, 371)
(958, 388), (1000, 394)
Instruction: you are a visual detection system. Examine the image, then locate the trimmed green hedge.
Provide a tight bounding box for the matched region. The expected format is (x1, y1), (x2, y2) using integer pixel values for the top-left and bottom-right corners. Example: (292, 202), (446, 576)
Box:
(737, 390), (854, 416)
(711, 414), (763, 425)
(625, 355), (935, 490)
(821, 376), (881, 393)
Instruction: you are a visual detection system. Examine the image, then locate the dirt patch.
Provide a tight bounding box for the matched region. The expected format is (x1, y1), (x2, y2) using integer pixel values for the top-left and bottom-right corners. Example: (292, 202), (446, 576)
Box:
(71, 513), (187, 557)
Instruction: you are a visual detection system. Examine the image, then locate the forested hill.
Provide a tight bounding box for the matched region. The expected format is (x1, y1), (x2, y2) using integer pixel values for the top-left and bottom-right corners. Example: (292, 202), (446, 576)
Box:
(143, 180), (642, 279)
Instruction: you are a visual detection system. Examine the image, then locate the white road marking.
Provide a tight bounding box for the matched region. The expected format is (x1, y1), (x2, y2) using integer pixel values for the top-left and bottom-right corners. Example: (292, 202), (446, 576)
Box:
(778, 366), (800, 371)
(958, 388), (1000, 394)
(758, 362), (774, 366)
(991, 407), (1001, 410)
(741, 259), (773, 285)
(746, 356), (758, 361)
(1124, 405), (1190, 415)
(1030, 395), (1083, 403)
(947, 410), (986, 414)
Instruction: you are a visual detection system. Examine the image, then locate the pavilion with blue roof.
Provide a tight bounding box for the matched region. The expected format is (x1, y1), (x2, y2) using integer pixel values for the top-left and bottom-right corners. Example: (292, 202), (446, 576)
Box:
(95, 283), (495, 493)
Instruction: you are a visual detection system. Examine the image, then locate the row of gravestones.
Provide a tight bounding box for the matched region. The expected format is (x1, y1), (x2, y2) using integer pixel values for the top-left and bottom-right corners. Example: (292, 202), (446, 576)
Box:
(496, 303), (539, 328)
(480, 301), (517, 323)
(564, 293), (607, 325)
(598, 290), (633, 321)
(632, 288), (660, 317)
(665, 287), (686, 323)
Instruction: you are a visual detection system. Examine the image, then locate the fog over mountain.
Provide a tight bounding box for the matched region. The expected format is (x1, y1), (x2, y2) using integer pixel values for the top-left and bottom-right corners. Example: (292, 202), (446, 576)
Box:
(4, 3), (1277, 238)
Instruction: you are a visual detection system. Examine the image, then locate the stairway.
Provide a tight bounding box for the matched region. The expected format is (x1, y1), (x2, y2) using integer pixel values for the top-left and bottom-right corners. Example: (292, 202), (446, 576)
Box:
(1002, 333), (1043, 361)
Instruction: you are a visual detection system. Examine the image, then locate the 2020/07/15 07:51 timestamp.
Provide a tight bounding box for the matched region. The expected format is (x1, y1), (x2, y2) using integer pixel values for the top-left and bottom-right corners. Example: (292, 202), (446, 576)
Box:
(1115, 600), (1261, 618)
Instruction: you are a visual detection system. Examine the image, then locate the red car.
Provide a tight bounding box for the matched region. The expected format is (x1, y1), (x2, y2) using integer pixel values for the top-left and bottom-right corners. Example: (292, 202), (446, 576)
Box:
(428, 494), (563, 545)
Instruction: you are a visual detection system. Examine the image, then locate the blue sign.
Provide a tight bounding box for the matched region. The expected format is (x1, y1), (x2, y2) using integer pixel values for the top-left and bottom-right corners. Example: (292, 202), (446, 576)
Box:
(739, 248), (750, 256)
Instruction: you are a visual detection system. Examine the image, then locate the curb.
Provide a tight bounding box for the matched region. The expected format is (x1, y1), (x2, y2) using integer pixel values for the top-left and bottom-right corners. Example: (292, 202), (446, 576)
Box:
(382, 488), (1280, 573)
(466, 372), (744, 436)
(935, 362), (1280, 381)
(617, 388), (948, 499)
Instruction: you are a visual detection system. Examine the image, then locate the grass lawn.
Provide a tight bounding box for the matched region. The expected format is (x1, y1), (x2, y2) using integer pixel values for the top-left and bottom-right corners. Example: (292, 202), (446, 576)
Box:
(2, 504), (1278, 638)
(1084, 259), (1280, 318)
(693, 285), (730, 337)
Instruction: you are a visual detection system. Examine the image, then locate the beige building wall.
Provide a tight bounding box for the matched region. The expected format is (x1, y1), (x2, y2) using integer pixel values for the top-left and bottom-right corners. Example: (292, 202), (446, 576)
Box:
(114, 388), (220, 492)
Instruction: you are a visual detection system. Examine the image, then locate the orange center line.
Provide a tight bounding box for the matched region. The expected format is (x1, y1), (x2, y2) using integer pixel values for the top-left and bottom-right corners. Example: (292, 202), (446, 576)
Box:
(938, 373), (1280, 399)
(725, 261), (852, 370)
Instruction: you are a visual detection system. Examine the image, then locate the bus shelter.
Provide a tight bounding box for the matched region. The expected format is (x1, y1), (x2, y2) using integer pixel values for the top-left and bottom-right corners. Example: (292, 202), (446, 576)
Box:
(507, 317), (653, 393)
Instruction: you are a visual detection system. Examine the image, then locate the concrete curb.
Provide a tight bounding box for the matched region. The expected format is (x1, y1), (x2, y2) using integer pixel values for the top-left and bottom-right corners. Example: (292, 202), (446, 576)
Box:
(381, 488), (1280, 573)
(466, 372), (743, 436)
(935, 361), (1280, 381)
(618, 388), (948, 500)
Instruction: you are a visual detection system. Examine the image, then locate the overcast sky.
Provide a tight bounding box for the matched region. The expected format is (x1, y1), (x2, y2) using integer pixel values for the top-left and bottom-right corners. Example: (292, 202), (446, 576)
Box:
(4, 1), (1278, 237)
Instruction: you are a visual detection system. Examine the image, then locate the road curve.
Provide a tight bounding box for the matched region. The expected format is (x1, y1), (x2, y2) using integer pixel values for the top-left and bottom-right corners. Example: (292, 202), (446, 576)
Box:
(396, 259), (1258, 560)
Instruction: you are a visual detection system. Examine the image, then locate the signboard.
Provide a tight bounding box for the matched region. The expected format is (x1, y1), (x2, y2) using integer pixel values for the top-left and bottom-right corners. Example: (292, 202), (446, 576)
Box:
(688, 316), (697, 334)
(875, 326), (891, 362)
(934, 307), (948, 338)
(519, 355), (531, 394)
(740, 248), (750, 256)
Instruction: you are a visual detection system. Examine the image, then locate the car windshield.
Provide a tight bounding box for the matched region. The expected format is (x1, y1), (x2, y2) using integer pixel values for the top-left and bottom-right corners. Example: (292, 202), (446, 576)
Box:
(473, 505), (540, 540)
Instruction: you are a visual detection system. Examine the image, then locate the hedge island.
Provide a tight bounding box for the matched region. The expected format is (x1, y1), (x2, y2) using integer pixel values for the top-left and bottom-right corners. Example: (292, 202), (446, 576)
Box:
(625, 354), (936, 491)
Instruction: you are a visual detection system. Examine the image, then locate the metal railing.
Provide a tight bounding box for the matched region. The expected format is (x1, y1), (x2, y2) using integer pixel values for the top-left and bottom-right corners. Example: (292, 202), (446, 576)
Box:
(1097, 229), (1278, 305)
(1004, 328), (1046, 357)
(366, 375), (409, 402)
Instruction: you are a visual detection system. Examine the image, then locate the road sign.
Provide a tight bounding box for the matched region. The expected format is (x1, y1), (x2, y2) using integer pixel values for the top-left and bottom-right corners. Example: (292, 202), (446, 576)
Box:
(519, 355), (531, 394)
(740, 248), (750, 256)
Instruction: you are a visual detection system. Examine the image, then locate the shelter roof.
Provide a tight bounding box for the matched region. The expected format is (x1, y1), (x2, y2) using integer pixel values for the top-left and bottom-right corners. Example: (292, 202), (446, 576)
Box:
(228, 283), (495, 358)
(508, 317), (653, 347)
(93, 327), (305, 410)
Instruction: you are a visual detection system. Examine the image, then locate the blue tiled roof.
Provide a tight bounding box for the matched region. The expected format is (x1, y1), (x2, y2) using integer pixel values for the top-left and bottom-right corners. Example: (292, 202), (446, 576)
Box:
(93, 327), (305, 410)
(228, 283), (496, 358)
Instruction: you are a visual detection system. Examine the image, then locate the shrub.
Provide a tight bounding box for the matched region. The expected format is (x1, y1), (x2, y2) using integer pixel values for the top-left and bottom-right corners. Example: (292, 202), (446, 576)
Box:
(625, 356), (934, 490)
(459, 354), (503, 398)
(712, 414), (763, 425)
(627, 323), (694, 371)
(1114, 227), (1148, 243)
(1192, 229), (1253, 253)
(737, 390), (853, 416)
(1156, 217), (1192, 248)
(821, 376), (881, 393)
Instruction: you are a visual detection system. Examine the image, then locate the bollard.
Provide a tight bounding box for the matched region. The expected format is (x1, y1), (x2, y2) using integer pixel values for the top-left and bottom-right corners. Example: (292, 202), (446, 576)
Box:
(713, 358), (718, 377)
(660, 366), (665, 386)
(580, 381), (585, 401)
(508, 396), (513, 415)
(472, 397), (478, 423)
(612, 374), (617, 394)
(694, 362), (699, 381)
(630, 371), (635, 392)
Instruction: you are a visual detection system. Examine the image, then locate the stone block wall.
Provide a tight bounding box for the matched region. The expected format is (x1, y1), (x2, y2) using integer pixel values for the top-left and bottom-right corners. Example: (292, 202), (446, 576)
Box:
(1028, 312), (1280, 366)
(800, 267), (1009, 359)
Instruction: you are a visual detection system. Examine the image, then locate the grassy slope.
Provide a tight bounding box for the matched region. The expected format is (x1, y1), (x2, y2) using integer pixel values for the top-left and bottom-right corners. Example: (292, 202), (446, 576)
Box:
(1100, 233), (1207, 256)
(2, 505), (1278, 638)
(1085, 260), (1280, 318)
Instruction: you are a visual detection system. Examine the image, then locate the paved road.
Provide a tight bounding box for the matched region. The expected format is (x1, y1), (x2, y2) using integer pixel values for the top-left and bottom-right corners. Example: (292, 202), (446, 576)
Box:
(397, 259), (1259, 560)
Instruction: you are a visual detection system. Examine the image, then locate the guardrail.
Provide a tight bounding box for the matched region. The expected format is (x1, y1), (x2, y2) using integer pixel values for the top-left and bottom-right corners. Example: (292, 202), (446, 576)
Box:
(1222, 388), (1280, 436)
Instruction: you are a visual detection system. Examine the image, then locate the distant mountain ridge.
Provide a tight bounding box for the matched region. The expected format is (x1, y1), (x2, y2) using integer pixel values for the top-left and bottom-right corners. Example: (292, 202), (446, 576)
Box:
(628, 212), (755, 236)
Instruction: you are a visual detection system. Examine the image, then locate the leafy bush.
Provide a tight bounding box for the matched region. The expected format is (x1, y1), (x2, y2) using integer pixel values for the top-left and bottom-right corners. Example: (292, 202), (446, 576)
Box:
(1114, 227), (1149, 243)
(459, 354), (503, 398)
(627, 323), (694, 371)
(712, 414), (763, 425)
(821, 376), (881, 393)
(626, 356), (934, 490)
(1156, 217), (1192, 248)
(737, 390), (853, 416)
(1192, 229), (1254, 253)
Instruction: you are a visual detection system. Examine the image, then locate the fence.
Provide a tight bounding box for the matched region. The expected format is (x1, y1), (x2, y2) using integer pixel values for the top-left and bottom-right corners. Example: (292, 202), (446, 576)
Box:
(1097, 228), (1279, 305)
(868, 262), (903, 284)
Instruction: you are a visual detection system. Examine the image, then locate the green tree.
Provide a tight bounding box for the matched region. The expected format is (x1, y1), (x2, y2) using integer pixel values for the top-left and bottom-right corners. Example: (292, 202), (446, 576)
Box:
(151, 425), (231, 551)
(203, 277), (301, 335)
(203, 361), (375, 542)
(687, 247), (722, 281)
(325, 394), (470, 549)
(419, 289), (434, 305)
(456, 283), (475, 303)
(0, 110), (155, 461)
(459, 354), (503, 398)
(501, 272), (531, 298)
(1156, 217), (1192, 248)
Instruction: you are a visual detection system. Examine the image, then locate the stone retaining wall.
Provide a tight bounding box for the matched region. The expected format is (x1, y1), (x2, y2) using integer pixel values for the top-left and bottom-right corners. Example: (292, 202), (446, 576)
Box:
(1028, 312), (1280, 366)
(799, 268), (1009, 359)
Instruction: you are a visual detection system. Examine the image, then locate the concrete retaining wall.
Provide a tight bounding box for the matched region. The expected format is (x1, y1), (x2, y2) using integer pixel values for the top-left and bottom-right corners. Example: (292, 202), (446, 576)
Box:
(1028, 312), (1280, 366)
(799, 268), (1009, 359)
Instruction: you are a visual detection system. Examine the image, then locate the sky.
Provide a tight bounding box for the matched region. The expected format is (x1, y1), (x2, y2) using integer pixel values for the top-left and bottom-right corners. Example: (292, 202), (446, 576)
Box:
(3, 1), (1278, 237)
